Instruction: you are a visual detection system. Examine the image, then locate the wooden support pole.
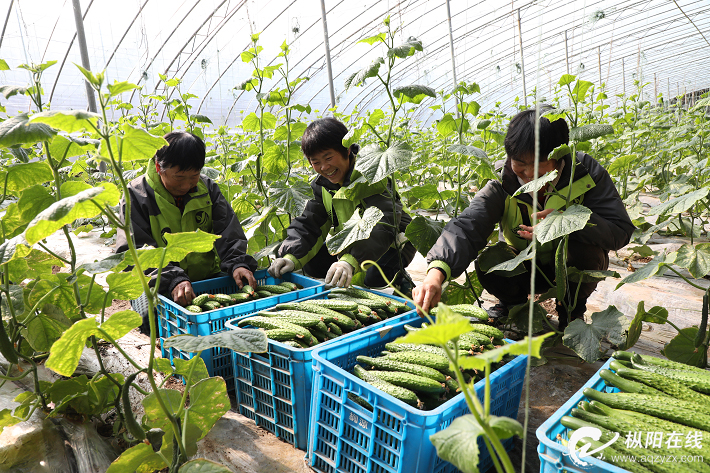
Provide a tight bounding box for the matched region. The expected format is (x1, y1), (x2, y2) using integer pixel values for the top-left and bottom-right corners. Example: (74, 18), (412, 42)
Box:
(622, 58), (626, 96)
(598, 46), (602, 89)
(564, 30), (570, 75)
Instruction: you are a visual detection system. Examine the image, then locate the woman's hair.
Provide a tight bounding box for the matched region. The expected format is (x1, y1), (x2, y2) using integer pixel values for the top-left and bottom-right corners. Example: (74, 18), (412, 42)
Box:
(155, 132), (206, 171)
(301, 117), (350, 160)
(504, 107), (569, 162)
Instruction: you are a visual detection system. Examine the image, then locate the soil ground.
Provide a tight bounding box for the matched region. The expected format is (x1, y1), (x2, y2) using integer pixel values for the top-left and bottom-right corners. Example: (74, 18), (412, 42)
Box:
(4, 227), (708, 473)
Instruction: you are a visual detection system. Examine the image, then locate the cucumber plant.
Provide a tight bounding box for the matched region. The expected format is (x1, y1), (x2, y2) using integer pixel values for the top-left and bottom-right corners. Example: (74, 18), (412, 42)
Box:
(0, 63), (267, 472)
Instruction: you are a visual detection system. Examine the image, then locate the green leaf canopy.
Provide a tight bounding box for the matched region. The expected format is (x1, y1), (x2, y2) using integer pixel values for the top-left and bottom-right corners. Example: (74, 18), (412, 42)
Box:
(0, 114), (56, 147)
(345, 58), (384, 89)
(393, 84), (435, 104)
(646, 187), (708, 217)
(30, 110), (100, 133)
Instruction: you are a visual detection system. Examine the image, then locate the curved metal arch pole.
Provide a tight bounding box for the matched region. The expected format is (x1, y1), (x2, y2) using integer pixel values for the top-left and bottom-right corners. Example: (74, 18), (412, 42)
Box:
(153, 0), (230, 91)
(127, 0), (202, 103)
(0, 0), (14, 50)
(103, 0), (150, 70)
(49, 0), (95, 103)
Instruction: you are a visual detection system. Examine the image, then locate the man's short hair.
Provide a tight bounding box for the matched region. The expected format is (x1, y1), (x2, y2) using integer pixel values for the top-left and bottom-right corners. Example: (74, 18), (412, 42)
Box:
(504, 107), (569, 162)
(155, 132), (206, 171)
(301, 118), (349, 161)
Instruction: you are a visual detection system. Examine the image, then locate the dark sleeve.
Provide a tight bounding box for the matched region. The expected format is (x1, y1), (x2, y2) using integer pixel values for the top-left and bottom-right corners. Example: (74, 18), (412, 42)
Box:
(346, 181), (401, 265)
(207, 179), (258, 274)
(114, 184), (189, 296)
(570, 155), (635, 251)
(278, 186), (332, 265)
(427, 180), (507, 279)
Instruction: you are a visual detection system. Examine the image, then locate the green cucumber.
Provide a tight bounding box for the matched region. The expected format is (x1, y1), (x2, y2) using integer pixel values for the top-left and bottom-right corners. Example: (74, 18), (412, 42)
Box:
(278, 281), (299, 291)
(304, 299), (358, 311)
(629, 354), (710, 393)
(382, 350), (451, 372)
(353, 365), (418, 406)
(599, 369), (666, 396)
(240, 285), (256, 296)
(356, 356), (446, 382)
(258, 284), (291, 294)
(431, 304), (488, 320)
(467, 323), (505, 339)
(192, 293), (213, 306)
(256, 290), (273, 298)
(613, 351), (709, 373)
(614, 366), (710, 408)
(327, 322), (343, 336)
(365, 370), (445, 394)
(185, 305), (202, 313)
(265, 329), (298, 342)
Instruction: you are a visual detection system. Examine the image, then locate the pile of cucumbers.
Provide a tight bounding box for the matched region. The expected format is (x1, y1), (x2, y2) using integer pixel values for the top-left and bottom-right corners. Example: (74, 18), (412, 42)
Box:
(235, 287), (410, 347)
(352, 321), (510, 411)
(184, 282), (301, 313)
(560, 350), (710, 473)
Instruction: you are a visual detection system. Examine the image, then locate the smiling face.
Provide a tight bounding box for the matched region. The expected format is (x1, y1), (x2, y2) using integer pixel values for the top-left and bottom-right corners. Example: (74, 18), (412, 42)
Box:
(156, 162), (201, 198)
(511, 154), (559, 184)
(308, 147), (351, 184)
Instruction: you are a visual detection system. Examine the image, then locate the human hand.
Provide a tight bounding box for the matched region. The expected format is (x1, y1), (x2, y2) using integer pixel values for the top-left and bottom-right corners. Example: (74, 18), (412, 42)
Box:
(412, 269), (445, 316)
(233, 267), (257, 290)
(172, 280), (195, 306)
(268, 258), (295, 278)
(325, 261), (354, 288)
(516, 208), (556, 241)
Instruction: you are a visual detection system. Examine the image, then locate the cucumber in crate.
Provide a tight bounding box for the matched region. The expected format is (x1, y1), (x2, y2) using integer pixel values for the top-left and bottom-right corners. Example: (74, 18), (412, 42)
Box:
(306, 316), (528, 473)
(224, 287), (417, 450)
(156, 269), (324, 393)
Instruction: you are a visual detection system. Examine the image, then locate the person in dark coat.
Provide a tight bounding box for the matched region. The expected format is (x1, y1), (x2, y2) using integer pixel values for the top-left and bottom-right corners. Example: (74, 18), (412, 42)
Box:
(116, 132), (258, 311)
(268, 118), (416, 292)
(413, 108), (635, 327)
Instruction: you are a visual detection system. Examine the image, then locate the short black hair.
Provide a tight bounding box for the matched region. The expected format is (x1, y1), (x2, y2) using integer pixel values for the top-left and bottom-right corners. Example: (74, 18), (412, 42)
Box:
(301, 118), (349, 161)
(155, 132), (206, 171)
(504, 107), (569, 162)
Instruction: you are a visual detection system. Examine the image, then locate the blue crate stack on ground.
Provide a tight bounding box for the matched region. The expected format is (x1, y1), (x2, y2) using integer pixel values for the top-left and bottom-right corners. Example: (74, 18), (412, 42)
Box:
(156, 269), (324, 392)
(536, 359), (625, 473)
(224, 287), (417, 450)
(307, 316), (528, 473)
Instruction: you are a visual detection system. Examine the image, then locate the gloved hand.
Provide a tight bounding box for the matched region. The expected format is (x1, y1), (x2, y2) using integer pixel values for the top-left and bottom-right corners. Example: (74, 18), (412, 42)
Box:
(325, 261), (354, 288)
(268, 258), (295, 278)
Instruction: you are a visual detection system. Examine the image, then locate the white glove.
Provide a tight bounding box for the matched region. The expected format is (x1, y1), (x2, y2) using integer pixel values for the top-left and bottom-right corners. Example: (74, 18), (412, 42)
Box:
(325, 261), (354, 288)
(268, 258), (295, 278)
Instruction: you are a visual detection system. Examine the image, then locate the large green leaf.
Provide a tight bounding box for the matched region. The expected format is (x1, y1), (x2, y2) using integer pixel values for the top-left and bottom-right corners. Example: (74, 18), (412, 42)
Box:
(393, 84), (435, 104)
(397, 305), (473, 345)
(143, 388), (184, 429)
(24, 185), (120, 245)
(163, 329), (268, 354)
(569, 124), (614, 142)
(458, 333), (552, 371)
(23, 314), (65, 352)
(78, 253), (125, 274)
(674, 243), (710, 279)
(436, 114), (457, 138)
(120, 231), (220, 269)
(269, 180), (312, 217)
(1, 285), (24, 319)
(0, 162), (54, 193)
(616, 252), (675, 289)
(344, 58), (384, 89)
(623, 301), (648, 350)
(430, 414), (483, 473)
(387, 36), (422, 58)
(355, 142), (413, 184)
(262, 142), (287, 175)
(358, 33), (386, 46)
(49, 135), (99, 165)
(325, 207), (383, 255)
(172, 357), (210, 384)
(45, 318), (99, 376)
(0, 113), (56, 147)
(1, 185), (55, 238)
(562, 306), (628, 363)
(607, 154), (638, 175)
(535, 205), (592, 245)
(448, 144), (488, 160)
(107, 80), (140, 97)
(0, 85), (28, 99)
(507, 302), (548, 334)
(571, 80), (594, 103)
(106, 440), (163, 473)
(646, 187), (708, 216)
(661, 328), (705, 367)
(185, 378), (230, 440)
(0, 235), (30, 266)
(512, 170), (558, 197)
(403, 184), (439, 209)
(404, 215), (445, 256)
(486, 243), (532, 275)
(566, 268), (620, 283)
(101, 310), (142, 340)
(119, 124), (167, 162)
(179, 460), (234, 473)
(30, 110), (100, 133)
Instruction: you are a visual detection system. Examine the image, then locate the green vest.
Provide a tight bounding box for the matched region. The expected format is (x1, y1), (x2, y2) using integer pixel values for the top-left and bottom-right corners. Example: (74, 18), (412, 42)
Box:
(144, 159), (221, 281)
(500, 172), (596, 264)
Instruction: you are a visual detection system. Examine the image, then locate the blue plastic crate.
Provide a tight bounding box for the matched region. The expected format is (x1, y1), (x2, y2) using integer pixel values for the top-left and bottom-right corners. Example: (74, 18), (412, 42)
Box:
(307, 316), (528, 473)
(536, 358), (627, 473)
(157, 269), (324, 392)
(224, 287), (417, 450)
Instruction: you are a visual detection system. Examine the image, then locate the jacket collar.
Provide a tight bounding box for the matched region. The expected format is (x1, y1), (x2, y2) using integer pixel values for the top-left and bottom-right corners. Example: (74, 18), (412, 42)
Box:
(501, 152), (589, 205)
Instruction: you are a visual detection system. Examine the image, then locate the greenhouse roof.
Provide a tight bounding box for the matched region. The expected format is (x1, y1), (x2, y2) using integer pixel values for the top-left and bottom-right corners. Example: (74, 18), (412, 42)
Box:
(1, 0), (709, 127)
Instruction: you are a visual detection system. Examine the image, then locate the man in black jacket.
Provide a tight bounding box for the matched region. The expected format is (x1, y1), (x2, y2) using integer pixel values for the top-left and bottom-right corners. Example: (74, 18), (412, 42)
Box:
(413, 109), (634, 327)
